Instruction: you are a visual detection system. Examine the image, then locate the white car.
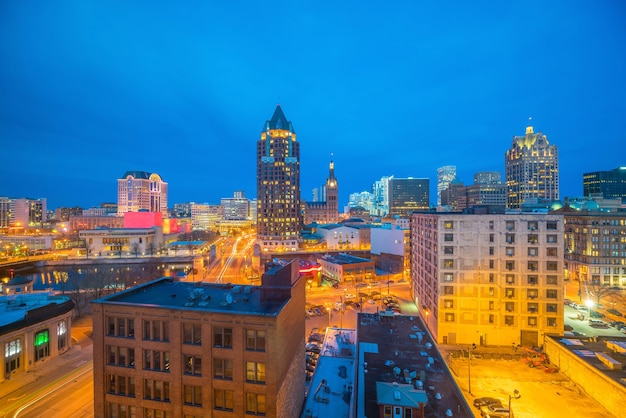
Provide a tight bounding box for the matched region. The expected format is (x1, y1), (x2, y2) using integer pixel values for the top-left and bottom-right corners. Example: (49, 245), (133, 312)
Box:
(344, 293), (356, 300)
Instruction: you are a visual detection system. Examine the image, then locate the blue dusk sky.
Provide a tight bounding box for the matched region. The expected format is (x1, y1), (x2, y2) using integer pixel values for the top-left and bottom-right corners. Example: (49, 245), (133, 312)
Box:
(1, 1), (625, 210)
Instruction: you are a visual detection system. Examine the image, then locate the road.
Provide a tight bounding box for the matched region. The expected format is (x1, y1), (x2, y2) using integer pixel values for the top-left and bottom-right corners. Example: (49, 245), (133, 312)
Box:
(0, 349), (93, 418)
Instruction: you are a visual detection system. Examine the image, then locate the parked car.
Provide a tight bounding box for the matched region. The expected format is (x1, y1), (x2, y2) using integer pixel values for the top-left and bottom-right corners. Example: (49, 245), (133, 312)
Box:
(480, 404), (511, 417)
(564, 324), (573, 331)
(344, 293), (357, 300)
(473, 397), (503, 408)
(607, 309), (623, 317)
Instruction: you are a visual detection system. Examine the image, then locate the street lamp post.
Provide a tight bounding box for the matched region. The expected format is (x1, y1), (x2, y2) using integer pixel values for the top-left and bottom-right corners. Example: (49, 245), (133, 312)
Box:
(467, 343), (477, 394)
(508, 389), (521, 417)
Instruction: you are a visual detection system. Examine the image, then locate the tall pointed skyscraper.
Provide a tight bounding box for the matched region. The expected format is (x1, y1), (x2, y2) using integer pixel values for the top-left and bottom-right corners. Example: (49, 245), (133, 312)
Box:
(256, 105), (301, 250)
(505, 123), (559, 209)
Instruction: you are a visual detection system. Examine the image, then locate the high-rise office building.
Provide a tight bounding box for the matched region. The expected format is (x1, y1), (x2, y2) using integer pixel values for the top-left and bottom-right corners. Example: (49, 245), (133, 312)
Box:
(117, 171), (168, 216)
(304, 160), (339, 225)
(0, 197), (47, 228)
(410, 211), (564, 347)
(372, 175), (393, 216)
(221, 192), (251, 221)
(388, 178), (429, 217)
(256, 105), (301, 250)
(583, 167), (626, 203)
(474, 171), (502, 185)
(437, 165), (456, 206)
(92, 259), (305, 418)
(505, 124), (559, 209)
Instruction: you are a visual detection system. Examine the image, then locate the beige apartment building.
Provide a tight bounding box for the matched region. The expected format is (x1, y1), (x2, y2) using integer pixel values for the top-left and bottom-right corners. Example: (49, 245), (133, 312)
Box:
(410, 211), (564, 348)
(561, 208), (626, 287)
(92, 259), (305, 418)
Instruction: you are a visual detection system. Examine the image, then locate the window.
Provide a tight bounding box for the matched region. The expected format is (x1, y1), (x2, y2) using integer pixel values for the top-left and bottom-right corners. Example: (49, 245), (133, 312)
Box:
(546, 261), (558, 271)
(527, 275), (538, 285)
(547, 221), (558, 230)
(214, 358), (233, 380)
(57, 320), (67, 350)
(547, 303), (557, 313)
(108, 346), (135, 368)
(444, 221), (454, 229)
(184, 385), (202, 406)
(143, 379), (170, 402)
(444, 233), (454, 242)
(107, 317), (135, 338)
(506, 247), (515, 256)
(489, 274), (494, 283)
(443, 299), (453, 308)
(106, 403), (136, 418)
(34, 329), (50, 362)
(527, 290), (538, 299)
(505, 316), (514, 326)
(488, 314), (494, 324)
(528, 247), (538, 257)
(489, 221), (494, 230)
(184, 355), (202, 375)
(505, 302), (514, 312)
(443, 259), (454, 268)
(506, 261), (515, 271)
(547, 235), (558, 243)
(547, 318), (557, 327)
(546, 247), (558, 257)
(246, 330), (266, 352)
(489, 234), (494, 243)
(505, 233), (515, 244)
(489, 247), (494, 255)
(213, 327), (233, 348)
(183, 323), (202, 345)
(107, 374), (136, 397)
(527, 261), (538, 271)
(528, 317), (537, 327)
(528, 234), (538, 244)
(444, 246), (454, 255)
(527, 221), (538, 230)
(546, 275), (558, 285)
(489, 301), (494, 310)
(527, 303), (538, 313)
(143, 350), (170, 372)
(546, 289), (557, 299)
(5, 338), (21, 374)
(444, 286), (453, 295)
(489, 260), (494, 269)
(443, 273), (454, 282)
(506, 288), (515, 298)
(246, 362), (266, 383)
(214, 389), (234, 411)
(445, 313), (455, 322)
(506, 221), (515, 231)
(505, 275), (515, 284)
(143, 320), (169, 342)
(246, 393), (266, 415)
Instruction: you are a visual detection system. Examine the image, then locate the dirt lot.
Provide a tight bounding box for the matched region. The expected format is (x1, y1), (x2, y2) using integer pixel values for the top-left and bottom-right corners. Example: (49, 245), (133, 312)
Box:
(444, 348), (616, 418)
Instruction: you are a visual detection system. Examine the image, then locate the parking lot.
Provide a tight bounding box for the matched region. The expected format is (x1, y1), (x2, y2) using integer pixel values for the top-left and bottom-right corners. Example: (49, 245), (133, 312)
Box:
(444, 347), (617, 418)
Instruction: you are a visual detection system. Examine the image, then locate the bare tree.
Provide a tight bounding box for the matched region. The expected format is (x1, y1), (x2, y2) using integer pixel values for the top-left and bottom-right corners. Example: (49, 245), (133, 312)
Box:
(586, 282), (620, 307)
(130, 242), (141, 258)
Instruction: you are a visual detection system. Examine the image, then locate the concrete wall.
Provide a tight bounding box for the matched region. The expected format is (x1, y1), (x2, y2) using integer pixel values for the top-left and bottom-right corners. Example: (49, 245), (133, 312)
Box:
(544, 337), (625, 417)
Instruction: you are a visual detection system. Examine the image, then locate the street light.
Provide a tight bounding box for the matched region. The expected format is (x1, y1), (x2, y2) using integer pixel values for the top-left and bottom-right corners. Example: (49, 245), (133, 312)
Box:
(585, 299), (594, 320)
(508, 389), (521, 417)
(466, 343), (477, 394)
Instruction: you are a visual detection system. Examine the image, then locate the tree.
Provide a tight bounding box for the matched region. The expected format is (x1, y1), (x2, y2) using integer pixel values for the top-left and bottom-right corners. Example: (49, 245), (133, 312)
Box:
(130, 242), (141, 258)
(586, 282), (619, 307)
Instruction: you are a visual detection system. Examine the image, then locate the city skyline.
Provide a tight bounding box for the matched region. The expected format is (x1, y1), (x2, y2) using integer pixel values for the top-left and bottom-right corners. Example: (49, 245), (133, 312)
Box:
(1, 2), (625, 209)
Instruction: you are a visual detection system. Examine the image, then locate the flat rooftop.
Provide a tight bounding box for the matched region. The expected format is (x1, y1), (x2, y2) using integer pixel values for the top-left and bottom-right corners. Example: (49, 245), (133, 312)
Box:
(320, 253), (372, 265)
(0, 292), (71, 328)
(358, 313), (472, 417)
(302, 328), (357, 418)
(555, 335), (626, 389)
(92, 277), (288, 316)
